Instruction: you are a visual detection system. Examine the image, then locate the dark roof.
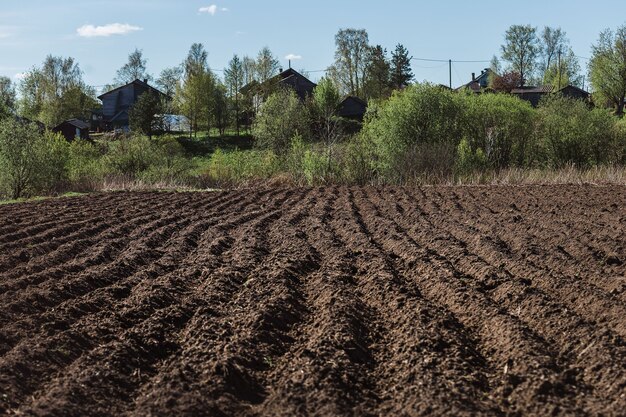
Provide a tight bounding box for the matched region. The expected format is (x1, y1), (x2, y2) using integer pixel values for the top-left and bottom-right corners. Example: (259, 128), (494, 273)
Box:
(98, 79), (167, 100)
(338, 96), (368, 118)
(511, 85), (554, 94)
(56, 118), (90, 130)
(557, 84), (589, 95)
(241, 68), (317, 95)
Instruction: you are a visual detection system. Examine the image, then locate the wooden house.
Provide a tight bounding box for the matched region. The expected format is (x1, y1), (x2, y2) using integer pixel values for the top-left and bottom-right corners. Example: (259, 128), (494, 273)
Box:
(338, 96), (367, 121)
(241, 68), (317, 105)
(52, 119), (90, 141)
(557, 85), (590, 101)
(457, 68), (495, 93)
(511, 85), (554, 107)
(95, 79), (168, 131)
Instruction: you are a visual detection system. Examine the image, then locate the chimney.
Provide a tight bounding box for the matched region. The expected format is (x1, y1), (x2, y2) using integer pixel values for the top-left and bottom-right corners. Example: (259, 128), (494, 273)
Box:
(143, 78), (148, 84)
(472, 73), (476, 82)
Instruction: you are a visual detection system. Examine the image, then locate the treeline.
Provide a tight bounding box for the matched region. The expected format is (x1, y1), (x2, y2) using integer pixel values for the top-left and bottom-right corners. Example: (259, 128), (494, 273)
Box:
(2, 83), (626, 199)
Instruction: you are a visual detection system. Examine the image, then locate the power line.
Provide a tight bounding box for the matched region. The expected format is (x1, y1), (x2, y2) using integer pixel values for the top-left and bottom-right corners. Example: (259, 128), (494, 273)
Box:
(411, 57), (491, 63)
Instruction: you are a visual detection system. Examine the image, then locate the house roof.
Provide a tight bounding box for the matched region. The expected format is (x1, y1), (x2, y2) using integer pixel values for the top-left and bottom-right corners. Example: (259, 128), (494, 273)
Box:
(457, 68), (495, 91)
(241, 68), (317, 95)
(557, 85), (590, 95)
(98, 79), (167, 100)
(58, 119), (90, 130)
(511, 85), (554, 94)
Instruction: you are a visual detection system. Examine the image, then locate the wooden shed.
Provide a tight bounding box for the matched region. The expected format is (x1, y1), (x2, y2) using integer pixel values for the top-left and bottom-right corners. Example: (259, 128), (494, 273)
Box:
(511, 85), (554, 107)
(557, 85), (590, 101)
(52, 119), (90, 141)
(338, 96), (368, 121)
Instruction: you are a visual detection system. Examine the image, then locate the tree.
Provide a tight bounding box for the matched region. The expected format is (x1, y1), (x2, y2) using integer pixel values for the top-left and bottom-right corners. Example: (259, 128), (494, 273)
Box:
(224, 55), (245, 135)
(543, 49), (582, 89)
(589, 24), (626, 116)
(364, 45), (391, 99)
(18, 55), (97, 126)
(116, 49), (152, 85)
(185, 43), (208, 77)
(312, 78), (343, 170)
(390, 44), (414, 90)
(490, 71), (522, 93)
(540, 27), (567, 76)
(252, 88), (309, 154)
(129, 92), (164, 139)
(501, 25), (539, 86)
(490, 55), (502, 75)
(255, 47), (280, 83)
(329, 28), (370, 97)
(156, 66), (183, 97)
(0, 77), (16, 118)
(0, 119), (45, 199)
(242, 55), (257, 85)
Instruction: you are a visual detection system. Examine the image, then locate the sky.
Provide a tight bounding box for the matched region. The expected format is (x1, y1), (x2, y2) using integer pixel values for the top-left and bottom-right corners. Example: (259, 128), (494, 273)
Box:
(1, 0), (625, 92)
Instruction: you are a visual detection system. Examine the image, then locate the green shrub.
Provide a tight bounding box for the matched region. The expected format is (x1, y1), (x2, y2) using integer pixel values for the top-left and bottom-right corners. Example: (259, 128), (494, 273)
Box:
(252, 88), (310, 154)
(103, 135), (160, 176)
(455, 137), (488, 177)
(201, 148), (281, 186)
(37, 131), (71, 193)
(67, 139), (104, 191)
(536, 95), (616, 168)
(361, 83), (465, 182)
(464, 93), (536, 168)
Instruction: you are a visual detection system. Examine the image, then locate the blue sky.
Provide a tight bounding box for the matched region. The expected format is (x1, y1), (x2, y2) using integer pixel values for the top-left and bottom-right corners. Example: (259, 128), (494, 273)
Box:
(1, 0), (625, 91)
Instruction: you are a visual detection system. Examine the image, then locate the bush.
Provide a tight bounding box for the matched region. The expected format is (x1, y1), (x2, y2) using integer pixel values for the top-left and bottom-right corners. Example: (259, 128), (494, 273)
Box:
(361, 83), (465, 182)
(463, 93), (536, 168)
(455, 137), (488, 177)
(252, 88), (310, 154)
(67, 139), (104, 191)
(200, 148), (281, 187)
(0, 120), (77, 198)
(536, 95), (616, 168)
(103, 135), (161, 177)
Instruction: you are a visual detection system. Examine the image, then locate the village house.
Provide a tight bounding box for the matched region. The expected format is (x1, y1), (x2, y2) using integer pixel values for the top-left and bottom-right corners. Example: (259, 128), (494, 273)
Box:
(52, 119), (90, 141)
(93, 79), (169, 131)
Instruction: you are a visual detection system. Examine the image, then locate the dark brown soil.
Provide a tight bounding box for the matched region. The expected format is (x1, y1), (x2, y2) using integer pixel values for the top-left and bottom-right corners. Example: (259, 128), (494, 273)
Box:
(0, 186), (625, 416)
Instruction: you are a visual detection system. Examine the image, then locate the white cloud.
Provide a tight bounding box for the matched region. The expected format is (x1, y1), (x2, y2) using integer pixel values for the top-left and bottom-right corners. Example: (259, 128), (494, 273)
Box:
(199, 5), (218, 15)
(14, 72), (27, 80)
(285, 54), (302, 61)
(77, 23), (142, 38)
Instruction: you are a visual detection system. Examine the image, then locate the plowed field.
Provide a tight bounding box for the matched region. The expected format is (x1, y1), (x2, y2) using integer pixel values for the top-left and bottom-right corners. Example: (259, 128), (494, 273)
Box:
(1, 186), (625, 416)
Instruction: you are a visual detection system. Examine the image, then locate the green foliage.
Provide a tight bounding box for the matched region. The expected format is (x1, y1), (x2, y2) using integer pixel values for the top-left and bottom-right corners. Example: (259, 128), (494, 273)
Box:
(202, 148), (281, 186)
(390, 44), (414, 90)
(361, 83), (464, 181)
(129, 92), (164, 138)
(501, 25), (539, 86)
(18, 55), (98, 127)
(536, 95), (617, 167)
(0, 119), (73, 198)
(464, 93), (536, 168)
(252, 88), (309, 154)
(589, 25), (626, 115)
(455, 137), (488, 177)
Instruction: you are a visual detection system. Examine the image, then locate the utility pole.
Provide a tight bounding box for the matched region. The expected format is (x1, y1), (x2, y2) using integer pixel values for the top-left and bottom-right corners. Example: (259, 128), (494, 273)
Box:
(449, 59), (452, 89)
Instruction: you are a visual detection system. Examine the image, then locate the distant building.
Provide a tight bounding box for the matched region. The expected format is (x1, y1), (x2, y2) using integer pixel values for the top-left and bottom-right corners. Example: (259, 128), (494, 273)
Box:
(457, 68), (495, 93)
(511, 84), (591, 107)
(511, 85), (554, 107)
(94, 79), (169, 131)
(241, 68), (317, 107)
(52, 119), (90, 141)
(338, 96), (368, 121)
(557, 85), (591, 102)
